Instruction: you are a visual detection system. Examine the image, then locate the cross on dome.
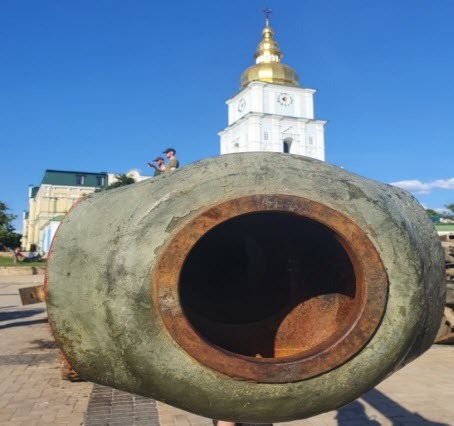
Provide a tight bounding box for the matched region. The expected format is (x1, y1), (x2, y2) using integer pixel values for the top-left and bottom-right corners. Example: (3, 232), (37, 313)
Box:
(262, 7), (272, 26)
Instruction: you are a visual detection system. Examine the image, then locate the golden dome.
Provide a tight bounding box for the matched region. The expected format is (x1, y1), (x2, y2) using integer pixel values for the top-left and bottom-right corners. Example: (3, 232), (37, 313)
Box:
(240, 19), (299, 89)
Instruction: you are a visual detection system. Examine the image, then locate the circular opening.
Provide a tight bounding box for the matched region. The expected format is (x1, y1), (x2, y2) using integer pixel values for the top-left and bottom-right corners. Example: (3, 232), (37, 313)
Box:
(180, 211), (358, 359)
(153, 195), (388, 382)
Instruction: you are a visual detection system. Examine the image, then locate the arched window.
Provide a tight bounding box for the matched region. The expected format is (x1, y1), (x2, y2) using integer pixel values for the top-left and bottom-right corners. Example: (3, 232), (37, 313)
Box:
(283, 137), (293, 154)
(233, 142), (240, 153)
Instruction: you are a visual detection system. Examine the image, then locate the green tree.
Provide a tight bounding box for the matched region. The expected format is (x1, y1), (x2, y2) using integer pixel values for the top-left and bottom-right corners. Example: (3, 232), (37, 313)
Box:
(426, 208), (441, 218)
(0, 201), (22, 248)
(101, 174), (136, 191)
(445, 203), (454, 215)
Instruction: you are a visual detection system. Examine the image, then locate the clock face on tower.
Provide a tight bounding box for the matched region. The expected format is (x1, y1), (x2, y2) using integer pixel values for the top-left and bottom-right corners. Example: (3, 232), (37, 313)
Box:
(277, 93), (293, 106)
(238, 98), (246, 112)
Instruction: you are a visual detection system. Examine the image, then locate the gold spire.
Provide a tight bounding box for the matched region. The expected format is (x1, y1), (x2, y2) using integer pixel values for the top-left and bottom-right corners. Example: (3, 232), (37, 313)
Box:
(240, 10), (299, 89)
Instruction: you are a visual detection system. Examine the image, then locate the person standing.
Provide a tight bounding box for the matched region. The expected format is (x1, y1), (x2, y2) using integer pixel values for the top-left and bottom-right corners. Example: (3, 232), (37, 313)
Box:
(13, 247), (23, 264)
(163, 148), (179, 172)
(147, 157), (166, 177)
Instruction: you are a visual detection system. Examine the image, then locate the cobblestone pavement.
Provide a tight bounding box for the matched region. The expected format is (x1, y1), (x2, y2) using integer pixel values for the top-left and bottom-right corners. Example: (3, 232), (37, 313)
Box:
(0, 275), (93, 426)
(1, 275), (454, 425)
(155, 402), (213, 426)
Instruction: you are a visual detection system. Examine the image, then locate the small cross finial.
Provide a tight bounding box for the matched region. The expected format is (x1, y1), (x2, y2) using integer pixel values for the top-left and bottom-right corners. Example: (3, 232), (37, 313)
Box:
(263, 7), (272, 25)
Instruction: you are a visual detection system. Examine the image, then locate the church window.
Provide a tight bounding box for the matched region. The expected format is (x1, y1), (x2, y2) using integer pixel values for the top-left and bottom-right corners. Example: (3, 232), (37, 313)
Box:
(233, 142), (240, 153)
(309, 136), (314, 145)
(283, 137), (292, 154)
(264, 131), (269, 141)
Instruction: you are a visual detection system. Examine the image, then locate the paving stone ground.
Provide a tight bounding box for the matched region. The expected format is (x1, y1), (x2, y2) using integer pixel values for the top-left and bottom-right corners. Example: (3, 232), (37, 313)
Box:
(0, 275), (93, 426)
(1, 275), (453, 425)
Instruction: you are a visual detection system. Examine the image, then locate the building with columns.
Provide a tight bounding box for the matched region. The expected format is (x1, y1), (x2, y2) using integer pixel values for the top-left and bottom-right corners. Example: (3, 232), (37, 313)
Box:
(219, 15), (326, 159)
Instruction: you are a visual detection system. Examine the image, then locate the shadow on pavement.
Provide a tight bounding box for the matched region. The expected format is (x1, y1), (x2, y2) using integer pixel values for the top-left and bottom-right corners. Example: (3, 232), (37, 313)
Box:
(0, 318), (48, 330)
(336, 388), (449, 425)
(0, 308), (45, 322)
(336, 400), (380, 424)
(29, 338), (58, 349)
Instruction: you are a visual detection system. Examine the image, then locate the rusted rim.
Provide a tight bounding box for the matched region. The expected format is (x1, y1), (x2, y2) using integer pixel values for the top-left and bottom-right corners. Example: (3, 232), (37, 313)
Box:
(152, 194), (388, 383)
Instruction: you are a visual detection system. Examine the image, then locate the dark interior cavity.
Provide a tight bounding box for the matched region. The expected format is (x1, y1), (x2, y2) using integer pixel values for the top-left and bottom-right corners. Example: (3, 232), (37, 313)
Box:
(179, 212), (357, 358)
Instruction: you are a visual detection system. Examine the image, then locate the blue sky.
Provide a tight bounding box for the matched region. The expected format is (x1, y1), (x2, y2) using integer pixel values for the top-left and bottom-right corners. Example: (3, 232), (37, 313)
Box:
(1, 0), (453, 231)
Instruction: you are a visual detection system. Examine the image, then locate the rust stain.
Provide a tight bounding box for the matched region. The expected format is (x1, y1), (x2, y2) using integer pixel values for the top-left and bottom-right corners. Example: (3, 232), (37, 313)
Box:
(151, 194), (388, 383)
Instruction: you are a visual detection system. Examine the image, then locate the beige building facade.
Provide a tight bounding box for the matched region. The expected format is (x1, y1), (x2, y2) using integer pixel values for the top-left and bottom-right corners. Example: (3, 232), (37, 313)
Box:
(22, 169), (150, 251)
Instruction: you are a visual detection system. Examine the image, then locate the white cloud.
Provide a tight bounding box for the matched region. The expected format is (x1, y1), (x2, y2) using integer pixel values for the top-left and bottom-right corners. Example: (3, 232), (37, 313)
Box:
(390, 178), (454, 195)
(431, 178), (454, 190)
(390, 179), (431, 194)
(435, 207), (451, 214)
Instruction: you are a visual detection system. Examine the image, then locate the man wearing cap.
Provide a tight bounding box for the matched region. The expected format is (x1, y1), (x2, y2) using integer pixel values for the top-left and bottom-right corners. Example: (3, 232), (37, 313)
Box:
(163, 148), (179, 172)
(147, 157), (166, 177)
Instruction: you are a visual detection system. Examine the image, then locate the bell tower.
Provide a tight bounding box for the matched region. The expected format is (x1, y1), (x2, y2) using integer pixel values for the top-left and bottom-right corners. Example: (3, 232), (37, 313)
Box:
(219, 11), (326, 160)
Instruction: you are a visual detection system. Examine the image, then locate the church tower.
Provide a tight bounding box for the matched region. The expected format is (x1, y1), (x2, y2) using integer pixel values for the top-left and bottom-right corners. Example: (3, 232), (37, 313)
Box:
(219, 12), (326, 160)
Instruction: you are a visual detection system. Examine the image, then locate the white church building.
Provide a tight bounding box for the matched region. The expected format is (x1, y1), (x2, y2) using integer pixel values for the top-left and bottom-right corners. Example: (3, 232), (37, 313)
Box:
(219, 14), (326, 160)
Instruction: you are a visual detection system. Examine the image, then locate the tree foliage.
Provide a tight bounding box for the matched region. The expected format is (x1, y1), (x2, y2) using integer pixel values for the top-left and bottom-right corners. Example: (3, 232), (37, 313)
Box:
(103, 174), (136, 191)
(445, 203), (454, 214)
(426, 208), (441, 218)
(0, 201), (21, 248)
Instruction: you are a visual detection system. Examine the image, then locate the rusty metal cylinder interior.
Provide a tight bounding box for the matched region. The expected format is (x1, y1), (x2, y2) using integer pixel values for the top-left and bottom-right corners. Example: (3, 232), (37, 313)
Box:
(154, 195), (388, 383)
(46, 153), (445, 422)
(181, 212), (357, 359)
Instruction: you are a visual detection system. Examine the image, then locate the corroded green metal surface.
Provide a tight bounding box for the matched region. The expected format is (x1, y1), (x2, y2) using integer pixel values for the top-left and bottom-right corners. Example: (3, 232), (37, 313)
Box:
(46, 153), (445, 422)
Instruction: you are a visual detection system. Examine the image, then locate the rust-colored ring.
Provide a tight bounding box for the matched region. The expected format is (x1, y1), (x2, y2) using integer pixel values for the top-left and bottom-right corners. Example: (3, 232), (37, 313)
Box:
(152, 194), (388, 383)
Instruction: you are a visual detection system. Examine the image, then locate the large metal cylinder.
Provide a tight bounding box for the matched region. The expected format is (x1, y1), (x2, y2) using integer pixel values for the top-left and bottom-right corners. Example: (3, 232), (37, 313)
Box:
(46, 153), (445, 422)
